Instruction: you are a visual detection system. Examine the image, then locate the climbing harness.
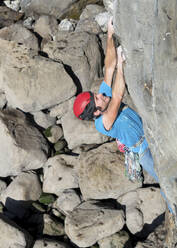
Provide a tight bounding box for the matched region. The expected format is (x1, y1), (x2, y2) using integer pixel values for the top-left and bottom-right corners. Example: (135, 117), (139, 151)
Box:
(116, 137), (144, 182)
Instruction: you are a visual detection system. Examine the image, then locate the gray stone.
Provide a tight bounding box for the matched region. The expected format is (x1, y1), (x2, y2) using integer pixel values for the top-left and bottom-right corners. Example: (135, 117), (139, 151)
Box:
(58, 19), (76, 32)
(53, 189), (81, 215)
(4, 0), (21, 11)
(103, 0), (114, 14)
(118, 187), (166, 234)
(34, 15), (58, 40)
(43, 154), (79, 196)
(98, 231), (131, 248)
(0, 172), (42, 205)
(20, 0), (78, 19)
(0, 23), (39, 50)
(114, 0), (177, 214)
(43, 214), (64, 236)
(78, 142), (142, 200)
(0, 180), (7, 194)
(0, 109), (48, 177)
(0, 39), (76, 112)
(45, 125), (63, 144)
(75, 18), (102, 34)
(0, 91), (7, 109)
(0, 217), (30, 248)
(95, 12), (111, 32)
(32, 111), (56, 129)
(80, 4), (105, 20)
(42, 31), (103, 91)
(65, 200), (125, 247)
(33, 239), (70, 248)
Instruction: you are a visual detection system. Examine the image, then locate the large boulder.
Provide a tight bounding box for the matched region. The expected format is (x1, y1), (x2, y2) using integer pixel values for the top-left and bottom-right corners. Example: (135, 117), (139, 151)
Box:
(0, 172), (41, 203)
(0, 215), (32, 248)
(0, 39), (76, 112)
(43, 154), (79, 196)
(65, 200), (125, 247)
(118, 187), (166, 234)
(77, 142), (142, 200)
(0, 6), (23, 28)
(33, 239), (70, 248)
(114, 0), (177, 213)
(0, 23), (39, 50)
(42, 31), (103, 91)
(20, 0), (103, 19)
(0, 109), (48, 177)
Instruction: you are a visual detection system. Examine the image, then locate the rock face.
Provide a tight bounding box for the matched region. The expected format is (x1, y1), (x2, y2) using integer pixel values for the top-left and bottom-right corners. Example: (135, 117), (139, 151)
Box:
(114, 0), (177, 214)
(0, 109), (48, 176)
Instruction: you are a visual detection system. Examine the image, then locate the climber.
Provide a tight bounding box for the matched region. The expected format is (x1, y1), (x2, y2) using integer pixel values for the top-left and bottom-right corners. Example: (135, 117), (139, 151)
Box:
(73, 18), (173, 213)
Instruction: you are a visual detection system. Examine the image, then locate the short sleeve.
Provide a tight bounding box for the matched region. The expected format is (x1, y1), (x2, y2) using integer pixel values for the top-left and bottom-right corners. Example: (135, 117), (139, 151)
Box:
(99, 81), (112, 97)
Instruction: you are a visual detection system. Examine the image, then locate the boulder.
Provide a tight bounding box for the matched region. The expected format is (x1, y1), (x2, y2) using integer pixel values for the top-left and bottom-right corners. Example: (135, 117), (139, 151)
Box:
(98, 231), (132, 248)
(0, 109), (49, 176)
(43, 154), (79, 196)
(44, 125), (63, 144)
(34, 15), (58, 40)
(118, 187), (166, 234)
(43, 214), (64, 236)
(103, 0), (114, 14)
(42, 31), (103, 91)
(33, 239), (70, 248)
(0, 172), (42, 205)
(53, 189), (81, 215)
(95, 11), (111, 32)
(0, 6), (23, 28)
(0, 23), (39, 50)
(20, 0), (78, 19)
(65, 200), (125, 247)
(0, 215), (32, 248)
(114, 0), (177, 213)
(32, 111), (56, 129)
(0, 39), (76, 112)
(77, 142), (142, 200)
(4, 0), (21, 11)
(58, 19), (77, 32)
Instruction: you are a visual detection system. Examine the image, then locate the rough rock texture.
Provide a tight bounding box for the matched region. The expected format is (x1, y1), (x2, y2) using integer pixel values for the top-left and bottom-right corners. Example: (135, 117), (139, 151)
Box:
(0, 172), (42, 205)
(0, 23), (39, 50)
(33, 239), (70, 248)
(114, 0), (177, 215)
(0, 109), (48, 176)
(0, 6), (23, 28)
(0, 216), (31, 248)
(0, 39), (76, 112)
(20, 0), (103, 20)
(53, 189), (81, 215)
(43, 31), (103, 91)
(65, 200), (125, 247)
(118, 187), (166, 234)
(43, 154), (79, 196)
(78, 142), (142, 200)
(98, 230), (132, 248)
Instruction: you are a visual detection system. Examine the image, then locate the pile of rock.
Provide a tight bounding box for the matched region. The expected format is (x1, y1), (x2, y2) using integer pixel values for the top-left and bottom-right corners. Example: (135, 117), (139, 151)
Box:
(0, 0), (167, 247)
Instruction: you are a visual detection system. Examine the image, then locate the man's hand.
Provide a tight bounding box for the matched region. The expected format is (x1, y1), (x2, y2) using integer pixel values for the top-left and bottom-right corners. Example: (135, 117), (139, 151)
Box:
(117, 46), (126, 68)
(107, 17), (114, 38)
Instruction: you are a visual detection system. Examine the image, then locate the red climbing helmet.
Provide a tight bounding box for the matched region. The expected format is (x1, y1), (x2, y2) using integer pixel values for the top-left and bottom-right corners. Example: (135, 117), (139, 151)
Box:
(73, 91), (96, 120)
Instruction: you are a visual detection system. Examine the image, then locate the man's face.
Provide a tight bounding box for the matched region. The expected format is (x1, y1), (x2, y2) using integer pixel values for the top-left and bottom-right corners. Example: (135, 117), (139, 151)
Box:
(94, 93), (110, 114)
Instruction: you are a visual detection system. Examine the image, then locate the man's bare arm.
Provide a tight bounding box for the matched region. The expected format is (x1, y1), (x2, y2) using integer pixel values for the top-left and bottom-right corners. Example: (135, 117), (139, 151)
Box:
(104, 18), (117, 87)
(103, 47), (125, 130)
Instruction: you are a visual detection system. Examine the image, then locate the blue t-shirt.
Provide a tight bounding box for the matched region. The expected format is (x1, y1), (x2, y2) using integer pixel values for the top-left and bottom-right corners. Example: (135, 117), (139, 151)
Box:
(95, 81), (148, 154)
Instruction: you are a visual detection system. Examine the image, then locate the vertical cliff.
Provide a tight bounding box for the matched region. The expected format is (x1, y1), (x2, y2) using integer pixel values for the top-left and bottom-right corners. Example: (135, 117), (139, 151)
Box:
(114, 0), (177, 215)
